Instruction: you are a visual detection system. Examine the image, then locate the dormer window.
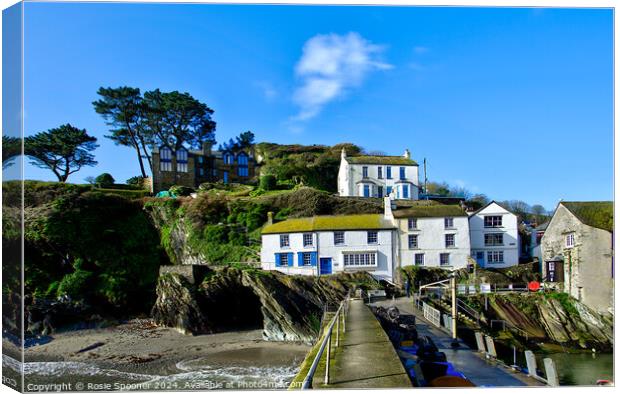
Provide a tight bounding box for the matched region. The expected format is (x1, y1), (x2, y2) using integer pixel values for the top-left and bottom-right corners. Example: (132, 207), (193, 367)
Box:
(160, 146), (172, 172)
(176, 148), (188, 172)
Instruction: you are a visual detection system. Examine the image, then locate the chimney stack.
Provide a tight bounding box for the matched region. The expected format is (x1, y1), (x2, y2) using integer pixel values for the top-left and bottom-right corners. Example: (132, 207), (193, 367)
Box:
(267, 212), (274, 225)
(341, 147), (347, 160)
(384, 194), (395, 221)
(403, 149), (411, 159)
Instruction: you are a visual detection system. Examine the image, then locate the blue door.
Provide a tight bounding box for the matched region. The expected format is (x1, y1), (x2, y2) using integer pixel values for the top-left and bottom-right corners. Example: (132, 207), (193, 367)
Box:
(319, 258), (332, 275)
(476, 252), (485, 268)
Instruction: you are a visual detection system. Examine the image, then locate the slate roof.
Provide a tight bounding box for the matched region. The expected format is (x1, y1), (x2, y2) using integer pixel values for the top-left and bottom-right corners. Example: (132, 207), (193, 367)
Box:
(346, 155), (418, 166)
(262, 214), (395, 234)
(560, 201), (613, 232)
(392, 204), (468, 218)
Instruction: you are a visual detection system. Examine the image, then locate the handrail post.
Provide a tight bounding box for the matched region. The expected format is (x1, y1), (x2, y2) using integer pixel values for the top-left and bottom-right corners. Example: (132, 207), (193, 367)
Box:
(336, 308), (340, 347)
(324, 331), (331, 385)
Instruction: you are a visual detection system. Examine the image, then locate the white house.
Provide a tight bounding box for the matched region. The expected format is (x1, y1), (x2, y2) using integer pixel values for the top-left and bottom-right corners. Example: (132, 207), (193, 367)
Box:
(260, 213), (397, 280)
(337, 148), (419, 200)
(468, 201), (519, 268)
(392, 203), (471, 270)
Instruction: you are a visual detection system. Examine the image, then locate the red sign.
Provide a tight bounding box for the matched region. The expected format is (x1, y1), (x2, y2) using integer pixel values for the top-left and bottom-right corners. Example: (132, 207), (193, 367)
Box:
(528, 281), (541, 292)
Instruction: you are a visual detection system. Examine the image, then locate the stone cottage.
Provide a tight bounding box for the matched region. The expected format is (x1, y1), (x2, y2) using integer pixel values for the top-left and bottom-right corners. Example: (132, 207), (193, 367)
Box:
(151, 142), (258, 193)
(541, 201), (613, 315)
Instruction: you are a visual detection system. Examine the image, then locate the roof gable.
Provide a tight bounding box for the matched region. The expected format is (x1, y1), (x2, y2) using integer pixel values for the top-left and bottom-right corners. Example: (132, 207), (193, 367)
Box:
(470, 200), (513, 216)
(560, 201), (613, 232)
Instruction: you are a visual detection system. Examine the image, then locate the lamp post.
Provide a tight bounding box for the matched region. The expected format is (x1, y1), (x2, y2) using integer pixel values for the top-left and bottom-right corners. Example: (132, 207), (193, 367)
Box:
(450, 274), (460, 348)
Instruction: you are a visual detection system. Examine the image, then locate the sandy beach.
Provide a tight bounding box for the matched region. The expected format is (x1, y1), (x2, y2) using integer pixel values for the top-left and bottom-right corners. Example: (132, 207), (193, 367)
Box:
(4, 319), (311, 391)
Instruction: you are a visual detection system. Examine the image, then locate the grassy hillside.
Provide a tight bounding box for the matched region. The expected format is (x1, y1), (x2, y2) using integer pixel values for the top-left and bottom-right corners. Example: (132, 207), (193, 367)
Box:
(255, 142), (362, 192)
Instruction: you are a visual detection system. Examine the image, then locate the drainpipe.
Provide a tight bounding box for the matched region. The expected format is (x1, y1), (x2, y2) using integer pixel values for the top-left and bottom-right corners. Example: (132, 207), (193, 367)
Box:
(316, 231), (320, 277)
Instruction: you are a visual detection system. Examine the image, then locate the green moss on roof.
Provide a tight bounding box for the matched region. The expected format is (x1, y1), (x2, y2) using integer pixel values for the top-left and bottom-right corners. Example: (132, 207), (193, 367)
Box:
(561, 201), (613, 232)
(262, 214), (394, 234)
(347, 155), (418, 166)
(393, 204), (467, 218)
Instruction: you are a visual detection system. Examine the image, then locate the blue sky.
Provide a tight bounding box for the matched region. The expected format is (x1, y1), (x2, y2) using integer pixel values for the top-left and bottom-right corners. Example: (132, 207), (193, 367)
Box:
(20, 3), (613, 210)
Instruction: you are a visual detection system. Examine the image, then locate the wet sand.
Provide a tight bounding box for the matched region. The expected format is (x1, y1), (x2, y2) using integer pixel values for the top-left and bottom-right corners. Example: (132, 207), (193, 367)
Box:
(4, 319), (310, 389)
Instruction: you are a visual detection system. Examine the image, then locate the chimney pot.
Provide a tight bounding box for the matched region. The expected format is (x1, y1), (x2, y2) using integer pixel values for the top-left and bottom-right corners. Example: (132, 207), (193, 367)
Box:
(267, 212), (274, 225)
(403, 149), (411, 159)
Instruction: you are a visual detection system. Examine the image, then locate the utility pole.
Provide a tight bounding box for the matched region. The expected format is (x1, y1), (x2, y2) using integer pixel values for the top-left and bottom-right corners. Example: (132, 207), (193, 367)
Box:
(423, 158), (428, 198)
(451, 275), (459, 348)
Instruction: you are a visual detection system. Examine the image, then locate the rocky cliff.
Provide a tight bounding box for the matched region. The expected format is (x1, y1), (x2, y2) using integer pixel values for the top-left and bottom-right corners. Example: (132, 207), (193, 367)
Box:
(466, 293), (613, 351)
(151, 266), (380, 343)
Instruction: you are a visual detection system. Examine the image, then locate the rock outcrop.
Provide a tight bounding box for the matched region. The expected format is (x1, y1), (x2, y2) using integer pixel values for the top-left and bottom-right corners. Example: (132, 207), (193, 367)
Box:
(151, 266), (379, 343)
(469, 293), (613, 351)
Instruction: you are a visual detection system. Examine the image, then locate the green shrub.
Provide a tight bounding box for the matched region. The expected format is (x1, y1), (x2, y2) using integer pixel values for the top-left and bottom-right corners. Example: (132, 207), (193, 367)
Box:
(203, 224), (228, 243)
(169, 185), (195, 196)
(95, 173), (115, 188)
(94, 188), (150, 199)
(57, 269), (94, 299)
(260, 175), (277, 191)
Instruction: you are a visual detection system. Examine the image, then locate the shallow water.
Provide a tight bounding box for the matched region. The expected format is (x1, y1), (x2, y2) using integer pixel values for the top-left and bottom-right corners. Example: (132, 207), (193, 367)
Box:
(4, 347), (306, 391)
(539, 352), (614, 386)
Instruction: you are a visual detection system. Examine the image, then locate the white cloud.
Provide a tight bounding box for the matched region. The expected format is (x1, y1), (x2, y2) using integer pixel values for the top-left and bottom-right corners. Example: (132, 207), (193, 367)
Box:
(413, 46), (429, 54)
(292, 32), (392, 121)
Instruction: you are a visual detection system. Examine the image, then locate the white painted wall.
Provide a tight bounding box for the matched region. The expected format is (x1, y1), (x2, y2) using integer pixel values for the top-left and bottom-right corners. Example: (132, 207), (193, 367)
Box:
(469, 202), (519, 268)
(261, 229), (396, 279)
(338, 157), (419, 200)
(397, 216), (471, 269)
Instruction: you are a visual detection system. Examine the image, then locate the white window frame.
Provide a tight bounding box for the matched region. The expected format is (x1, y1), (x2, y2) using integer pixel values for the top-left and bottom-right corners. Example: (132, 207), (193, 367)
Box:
(444, 217), (454, 229)
(334, 231), (345, 245)
(484, 215), (503, 228)
(367, 231), (378, 244)
(566, 233), (575, 248)
(377, 166), (383, 179)
(343, 252), (377, 267)
(487, 250), (504, 264)
(303, 233), (313, 247)
(302, 253), (312, 266)
(280, 234), (290, 248)
(445, 234), (455, 248)
(408, 218), (417, 230)
(362, 166), (369, 178)
(279, 253), (289, 266)
(440, 253), (450, 266)
(484, 233), (504, 246)
(414, 253), (425, 266)
(408, 234), (418, 249)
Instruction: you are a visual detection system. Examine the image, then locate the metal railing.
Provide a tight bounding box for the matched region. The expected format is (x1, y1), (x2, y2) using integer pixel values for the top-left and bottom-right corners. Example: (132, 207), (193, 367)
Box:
(301, 293), (350, 389)
(422, 302), (441, 328)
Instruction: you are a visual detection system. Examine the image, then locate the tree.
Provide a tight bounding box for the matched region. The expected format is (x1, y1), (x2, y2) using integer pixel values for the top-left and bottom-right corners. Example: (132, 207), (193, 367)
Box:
(94, 173), (115, 188)
(2, 135), (21, 169)
(84, 176), (96, 185)
(236, 131), (255, 149)
(425, 181), (451, 196)
(142, 89), (216, 151)
(25, 124), (98, 182)
(93, 87), (153, 178)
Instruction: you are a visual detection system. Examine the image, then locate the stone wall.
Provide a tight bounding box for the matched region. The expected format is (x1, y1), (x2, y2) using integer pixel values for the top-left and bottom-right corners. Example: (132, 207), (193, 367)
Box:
(541, 204), (613, 315)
